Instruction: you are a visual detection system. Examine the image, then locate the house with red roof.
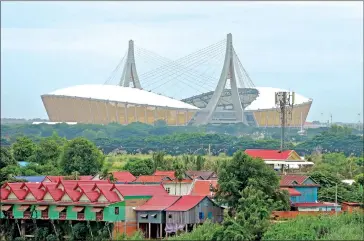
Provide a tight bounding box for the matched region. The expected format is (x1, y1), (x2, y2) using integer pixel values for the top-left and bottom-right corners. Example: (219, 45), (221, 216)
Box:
(245, 149), (313, 170)
(245, 149), (301, 161)
(134, 175), (172, 183)
(0, 180), (168, 238)
(279, 174), (341, 212)
(135, 195), (181, 239)
(153, 171), (176, 180)
(165, 195), (224, 235)
(189, 180), (218, 198)
(185, 171), (217, 180)
(91, 171), (136, 183)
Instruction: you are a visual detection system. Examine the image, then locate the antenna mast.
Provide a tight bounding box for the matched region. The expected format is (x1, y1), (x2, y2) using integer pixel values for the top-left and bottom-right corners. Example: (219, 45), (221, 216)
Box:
(275, 91), (295, 152)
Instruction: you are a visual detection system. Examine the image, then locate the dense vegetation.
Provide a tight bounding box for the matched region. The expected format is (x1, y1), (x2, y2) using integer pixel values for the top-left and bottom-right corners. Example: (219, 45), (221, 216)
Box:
(263, 212), (364, 240)
(1, 123), (362, 156)
(1, 122), (363, 240)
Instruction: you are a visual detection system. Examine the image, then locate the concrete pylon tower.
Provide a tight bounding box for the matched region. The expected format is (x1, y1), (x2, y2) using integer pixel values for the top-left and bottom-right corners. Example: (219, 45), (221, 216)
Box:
(193, 33), (245, 125)
(119, 40), (142, 89)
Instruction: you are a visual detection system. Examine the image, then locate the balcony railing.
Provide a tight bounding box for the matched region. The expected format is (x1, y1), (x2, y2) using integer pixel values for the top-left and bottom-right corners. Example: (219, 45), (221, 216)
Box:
(77, 213), (85, 220)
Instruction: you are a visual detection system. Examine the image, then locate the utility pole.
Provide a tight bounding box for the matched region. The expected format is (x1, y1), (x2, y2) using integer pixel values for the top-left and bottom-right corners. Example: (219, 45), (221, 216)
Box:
(335, 183), (338, 216)
(275, 92), (295, 152)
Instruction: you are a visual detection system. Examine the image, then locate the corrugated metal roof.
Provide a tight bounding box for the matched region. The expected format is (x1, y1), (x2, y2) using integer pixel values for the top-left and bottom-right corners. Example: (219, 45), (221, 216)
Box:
(45, 85), (199, 110)
(280, 187), (301, 196)
(15, 176), (45, 183)
(114, 184), (168, 196)
(280, 175), (310, 186)
(112, 171), (136, 183)
(190, 180), (218, 197)
(165, 195), (206, 211)
(245, 149), (292, 160)
(134, 175), (169, 183)
(153, 171), (176, 179)
(135, 195), (181, 211)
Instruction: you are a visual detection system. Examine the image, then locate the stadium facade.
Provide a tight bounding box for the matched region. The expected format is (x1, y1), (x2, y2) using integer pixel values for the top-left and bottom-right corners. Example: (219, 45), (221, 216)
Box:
(41, 35), (312, 127)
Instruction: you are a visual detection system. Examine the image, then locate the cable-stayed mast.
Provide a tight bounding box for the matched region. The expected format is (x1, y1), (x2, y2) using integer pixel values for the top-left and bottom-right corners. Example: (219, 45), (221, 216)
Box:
(192, 33), (246, 125)
(119, 40), (142, 89)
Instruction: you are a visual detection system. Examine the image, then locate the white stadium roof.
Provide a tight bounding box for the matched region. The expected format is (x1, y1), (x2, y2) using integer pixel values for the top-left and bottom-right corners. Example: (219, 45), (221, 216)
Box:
(245, 87), (312, 111)
(46, 84), (199, 110)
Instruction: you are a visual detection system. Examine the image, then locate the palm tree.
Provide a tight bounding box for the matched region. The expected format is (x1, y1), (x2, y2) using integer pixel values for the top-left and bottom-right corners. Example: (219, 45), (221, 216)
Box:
(173, 159), (185, 195)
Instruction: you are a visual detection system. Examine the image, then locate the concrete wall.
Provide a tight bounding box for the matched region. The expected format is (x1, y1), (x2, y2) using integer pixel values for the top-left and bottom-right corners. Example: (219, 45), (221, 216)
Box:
(163, 183), (193, 196)
(42, 96), (196, 126)
(252, 102), (312, 128)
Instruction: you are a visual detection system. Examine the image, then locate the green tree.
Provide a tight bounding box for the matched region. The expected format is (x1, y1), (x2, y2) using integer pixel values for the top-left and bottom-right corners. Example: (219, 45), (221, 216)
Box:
(124, 158), (154, 176)
(0, 146), (16, 168)
(30, 137), (62, 165)
(214, 186), (273, 241)
(12, 136), (36, 162)
(196, 155), (205, 171)
(216, 151), (289, 214)
(173, 158), (186, 195)
(60, 137), (104, 175)
(354, 173), (364, 186)
(152, 151), (165, 171)
(0, 165), (21, 184)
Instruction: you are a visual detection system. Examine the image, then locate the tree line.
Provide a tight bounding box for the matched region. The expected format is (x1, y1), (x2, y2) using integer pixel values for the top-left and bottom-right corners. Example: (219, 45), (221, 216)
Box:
(1, 123), (363, 156)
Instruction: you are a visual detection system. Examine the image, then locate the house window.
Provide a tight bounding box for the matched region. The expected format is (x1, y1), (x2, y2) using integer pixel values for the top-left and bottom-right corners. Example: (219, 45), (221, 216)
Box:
(166, 187), (170, 194)
(199, 212), (204, 219)
(115, 207), (119, 215)
(208, 212), (212, 219)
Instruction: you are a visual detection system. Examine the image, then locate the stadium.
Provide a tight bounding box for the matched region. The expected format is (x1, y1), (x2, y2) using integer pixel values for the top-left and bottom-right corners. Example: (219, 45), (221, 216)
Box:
(41, 35), (312, 127)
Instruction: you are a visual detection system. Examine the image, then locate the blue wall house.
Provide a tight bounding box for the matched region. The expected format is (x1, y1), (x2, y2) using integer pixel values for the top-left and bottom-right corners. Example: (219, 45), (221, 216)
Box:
(280, 175), (341, 211)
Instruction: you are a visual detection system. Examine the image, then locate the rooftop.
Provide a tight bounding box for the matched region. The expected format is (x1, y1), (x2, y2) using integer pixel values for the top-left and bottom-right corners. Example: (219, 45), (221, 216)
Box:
(45, 85), (199, 110)
(245, 149), (293, 160)
(135, 195), (181, 211)
(166, 195), (206, 211)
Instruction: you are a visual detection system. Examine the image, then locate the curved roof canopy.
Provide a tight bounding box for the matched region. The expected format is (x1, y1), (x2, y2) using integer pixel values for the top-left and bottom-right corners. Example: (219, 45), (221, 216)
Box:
(45, 84), (199, 110)
(245, 87), (312, 111)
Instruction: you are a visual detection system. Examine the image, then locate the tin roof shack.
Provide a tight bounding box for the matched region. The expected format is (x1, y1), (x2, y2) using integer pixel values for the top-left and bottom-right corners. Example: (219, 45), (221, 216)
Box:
(164, 195), (224, 235)
(111, 184), (168, 237)
(280, 175), (320, 203)
(135, 195), (181, 239)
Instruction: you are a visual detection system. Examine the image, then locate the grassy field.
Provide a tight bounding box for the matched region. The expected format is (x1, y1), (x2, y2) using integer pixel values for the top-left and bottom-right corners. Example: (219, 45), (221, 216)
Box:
(103, 153), (230, 172)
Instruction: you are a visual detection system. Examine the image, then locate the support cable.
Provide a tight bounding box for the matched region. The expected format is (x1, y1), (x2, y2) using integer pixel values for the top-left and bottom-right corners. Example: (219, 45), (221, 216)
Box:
(142, 43), (226, 91)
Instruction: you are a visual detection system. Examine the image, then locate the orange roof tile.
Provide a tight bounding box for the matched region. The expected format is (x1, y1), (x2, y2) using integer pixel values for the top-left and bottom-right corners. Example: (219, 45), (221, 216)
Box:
(190, 180), (218, 197)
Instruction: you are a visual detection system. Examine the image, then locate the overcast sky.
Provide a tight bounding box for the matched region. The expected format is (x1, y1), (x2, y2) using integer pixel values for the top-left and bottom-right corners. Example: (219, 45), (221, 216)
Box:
(1, 1), (363, 123)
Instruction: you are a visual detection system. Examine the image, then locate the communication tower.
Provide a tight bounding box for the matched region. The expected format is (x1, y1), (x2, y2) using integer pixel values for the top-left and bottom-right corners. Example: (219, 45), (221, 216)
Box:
(275, 91), (295, 151)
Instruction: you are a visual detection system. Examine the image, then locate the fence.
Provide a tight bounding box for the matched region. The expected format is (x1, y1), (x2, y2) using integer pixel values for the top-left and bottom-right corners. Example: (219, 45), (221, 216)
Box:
(112, 221), (138, 238)
(271, 211), (341, 220)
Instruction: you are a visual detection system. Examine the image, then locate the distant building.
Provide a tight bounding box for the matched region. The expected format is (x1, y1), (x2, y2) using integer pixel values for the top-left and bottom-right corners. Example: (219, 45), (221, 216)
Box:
(244, 149), (314, 170)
